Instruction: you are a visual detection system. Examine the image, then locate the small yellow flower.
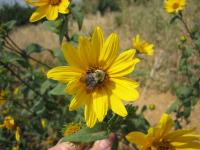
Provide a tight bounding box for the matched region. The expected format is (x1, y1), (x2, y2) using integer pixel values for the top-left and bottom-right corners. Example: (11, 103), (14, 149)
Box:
(12, 145), (19, 150)
(126, 113), (200, 150)
(26, 0), (70, 22)
(15, 126), (20, 142)
(41, 118), (47, 129)
(133, 34), (154, 56)
(164, 0), (186, 13)
(14, 87), (20, 95)
(47, 26), (140, 127)
(0, 89), (6, 106)
(0, 116), (15, 130)
(62, 123), (81, 136)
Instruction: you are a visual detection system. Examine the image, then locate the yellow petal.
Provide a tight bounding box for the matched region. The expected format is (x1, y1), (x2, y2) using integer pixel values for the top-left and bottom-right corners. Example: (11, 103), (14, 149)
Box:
(77, 36), (92, 67)
(165, 128), (195, 140)
(108, 49), (140, 77)
(15, 127), (20, 142)
(29, 6), (48, 22)
(175, 142), (200, 149)
(69, 87), (88, 111)
(91, 26), (104, 64)
(62, 42), (85, 71)
(107, 78), (139, 101)
(93, 88), (108, 122)
(26, 0), (48, 6)
(46, 5), (59, 21)
(65, 80), (81, 95)
(157, 113), (173, 137)
(109, 93), (127, 117)
(126, 132), (148, 146)
(58, 0), (70, 14)
(47, 66), (81, 83)
(84, 99), (97, 128)
(99, 33), (119, 69)
(170, 134), (200, 143)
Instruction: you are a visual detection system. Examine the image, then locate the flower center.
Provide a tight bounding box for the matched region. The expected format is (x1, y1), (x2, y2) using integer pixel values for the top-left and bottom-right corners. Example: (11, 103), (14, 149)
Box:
(172, 3), (179, 9)
(154, 140), (175, 150)
(85, 68), (106, 91)
(49, 0), (61, 5)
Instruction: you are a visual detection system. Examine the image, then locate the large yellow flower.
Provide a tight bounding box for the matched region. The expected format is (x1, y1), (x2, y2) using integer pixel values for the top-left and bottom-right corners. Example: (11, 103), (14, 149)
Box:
(26, 0), (70, 22)
(164, 0), (186, 13)
(133, 34), (154, 56)
(0, 116), (15, 130)
(126, 113), (200, 150)
(47, 27), (140, 127)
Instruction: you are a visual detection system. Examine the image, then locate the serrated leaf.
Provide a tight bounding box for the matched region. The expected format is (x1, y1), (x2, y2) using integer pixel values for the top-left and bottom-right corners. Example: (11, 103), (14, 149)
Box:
(49, 83), (66, 95)
(62, 123), (109, 143)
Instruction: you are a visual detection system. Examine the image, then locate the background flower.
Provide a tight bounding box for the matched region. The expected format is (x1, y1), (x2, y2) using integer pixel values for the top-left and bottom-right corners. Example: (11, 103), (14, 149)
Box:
(26, 0), (70, 22)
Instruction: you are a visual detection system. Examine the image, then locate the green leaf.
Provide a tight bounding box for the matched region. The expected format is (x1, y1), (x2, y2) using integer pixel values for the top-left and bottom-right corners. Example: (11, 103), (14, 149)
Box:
(43, 19), (63, 34)
(70, 4), (84, 30)
(52, 48), (66, 65)
(59, 17), (68, 43)
(2, 20), (16, 32)
(62, 123), (110, 143)
(170, 15), (179, 24)
(167, 100), (180, 113)
(40, 80), (53, 94)
(49, 83), (66, 95)
(26, 43), (43, 55)
(176, 86), (193, 99)
(183, 106), (191, 119)
(31, 99), (46, 115)
(3, 51), (22, 62)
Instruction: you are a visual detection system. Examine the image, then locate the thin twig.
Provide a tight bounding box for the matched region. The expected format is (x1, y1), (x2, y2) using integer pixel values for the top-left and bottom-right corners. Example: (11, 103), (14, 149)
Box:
(0, 60), (42, 97)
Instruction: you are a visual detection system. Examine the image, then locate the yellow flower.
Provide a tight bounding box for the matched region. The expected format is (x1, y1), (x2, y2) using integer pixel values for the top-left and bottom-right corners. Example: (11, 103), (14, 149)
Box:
(12, 145), (19, 150)
(0, 89), (6, 106)
(14, 87), (20, 95)
(164, 0), (186, 13)
(62, 123), (81, 136)
(26, 0), (70, 22)
(47, 26), (140, 127)
(15, 126), (20, 142)
(133, 34), (154, 56)
(126, 113), (200, 150)
(41, 118), (47, 129)
(0, 116), (15, 130)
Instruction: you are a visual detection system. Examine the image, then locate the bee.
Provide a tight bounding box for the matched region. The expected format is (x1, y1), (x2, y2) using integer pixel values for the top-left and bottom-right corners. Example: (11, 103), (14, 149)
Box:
(85, 70), (106, 91)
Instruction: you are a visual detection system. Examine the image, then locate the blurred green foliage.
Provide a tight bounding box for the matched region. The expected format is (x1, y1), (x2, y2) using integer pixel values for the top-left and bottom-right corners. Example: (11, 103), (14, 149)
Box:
(0, 4), (33, 26)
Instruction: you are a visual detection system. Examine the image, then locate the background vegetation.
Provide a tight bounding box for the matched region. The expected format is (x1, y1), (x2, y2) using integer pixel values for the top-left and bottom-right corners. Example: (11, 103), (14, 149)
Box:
(0, 0), (199, 149)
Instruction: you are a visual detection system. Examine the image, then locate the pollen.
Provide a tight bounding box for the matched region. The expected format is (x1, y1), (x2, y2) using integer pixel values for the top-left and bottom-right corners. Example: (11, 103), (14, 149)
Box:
(172, 3), (179, 9)
(155, 140), (175, 150)
(49, 0), (61, 5)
